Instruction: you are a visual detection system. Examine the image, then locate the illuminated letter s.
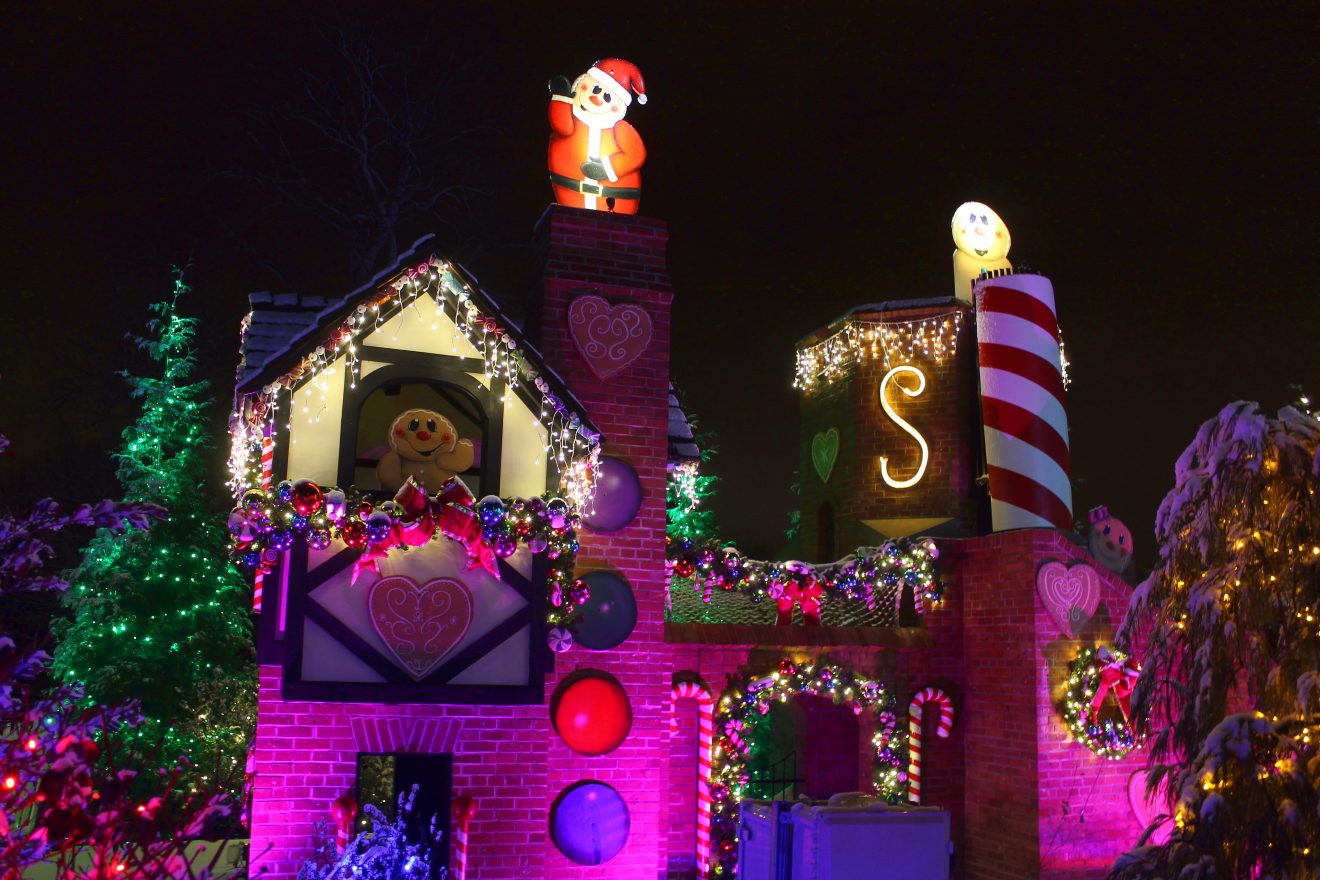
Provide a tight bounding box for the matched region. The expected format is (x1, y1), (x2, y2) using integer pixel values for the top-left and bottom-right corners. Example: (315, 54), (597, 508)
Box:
(879, 365), (929, 489)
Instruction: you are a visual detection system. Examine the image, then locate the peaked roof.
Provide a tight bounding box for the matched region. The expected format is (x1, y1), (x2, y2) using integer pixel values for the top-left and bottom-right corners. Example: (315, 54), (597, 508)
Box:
(668, 384), (701, 466)
(234, 234), (601, 444)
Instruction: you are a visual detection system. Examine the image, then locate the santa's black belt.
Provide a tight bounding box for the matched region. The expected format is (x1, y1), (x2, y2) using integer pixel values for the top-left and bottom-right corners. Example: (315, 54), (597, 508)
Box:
(549, 172), (641, 199)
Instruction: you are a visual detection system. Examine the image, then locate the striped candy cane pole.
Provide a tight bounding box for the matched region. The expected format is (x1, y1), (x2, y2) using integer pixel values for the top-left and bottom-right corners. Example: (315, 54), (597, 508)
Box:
(672, 681), (714, 879)
(252, 434), (275, 612)
(452, 795), (476, 880)
(908, 686), (955, 804)
(975, 274), (1073, 530)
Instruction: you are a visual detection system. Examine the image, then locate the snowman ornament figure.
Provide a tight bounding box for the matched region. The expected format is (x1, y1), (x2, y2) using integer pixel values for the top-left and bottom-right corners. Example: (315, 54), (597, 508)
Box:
(547, 58), (648, 214)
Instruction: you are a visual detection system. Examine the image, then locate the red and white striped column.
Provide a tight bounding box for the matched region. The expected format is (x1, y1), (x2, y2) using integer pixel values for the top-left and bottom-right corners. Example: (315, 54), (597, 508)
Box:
(975, 274), (1073, 530)
(671, 681), (714, 879)
(252, 433), (276, 613)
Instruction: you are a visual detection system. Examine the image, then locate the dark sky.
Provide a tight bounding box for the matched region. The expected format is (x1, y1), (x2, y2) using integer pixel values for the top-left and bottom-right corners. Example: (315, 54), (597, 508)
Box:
(2, 3), (1316, 565)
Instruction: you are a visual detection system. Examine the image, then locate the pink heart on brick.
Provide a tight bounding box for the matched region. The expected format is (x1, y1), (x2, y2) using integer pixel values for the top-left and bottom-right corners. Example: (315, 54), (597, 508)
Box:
(1036, 560), (1102, 638)
(568, 294), (653, 380)
(368, 576), (473, 680)
(1128, 770), (1173, 844)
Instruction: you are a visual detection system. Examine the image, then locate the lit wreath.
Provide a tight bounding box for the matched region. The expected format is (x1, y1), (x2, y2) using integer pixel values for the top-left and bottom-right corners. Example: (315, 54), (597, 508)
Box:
(1062, 645), (1141, 759)
(708, 659), (907, 876)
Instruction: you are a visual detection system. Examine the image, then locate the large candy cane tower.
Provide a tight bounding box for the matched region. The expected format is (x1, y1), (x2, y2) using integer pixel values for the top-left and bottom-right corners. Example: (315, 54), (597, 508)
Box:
(974, 272), (1073, 530)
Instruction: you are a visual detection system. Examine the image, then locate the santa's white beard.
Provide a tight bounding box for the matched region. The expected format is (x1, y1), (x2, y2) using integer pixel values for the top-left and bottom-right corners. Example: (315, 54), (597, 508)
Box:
(572, 104), (626, 130)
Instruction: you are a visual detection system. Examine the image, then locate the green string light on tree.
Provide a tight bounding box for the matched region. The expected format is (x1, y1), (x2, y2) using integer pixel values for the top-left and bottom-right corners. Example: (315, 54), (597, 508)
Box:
(52, 269), (256, 797)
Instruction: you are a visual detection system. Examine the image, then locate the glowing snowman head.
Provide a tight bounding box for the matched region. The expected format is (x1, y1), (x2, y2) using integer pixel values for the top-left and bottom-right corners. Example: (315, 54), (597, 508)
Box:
(952, 202), (1011, 261)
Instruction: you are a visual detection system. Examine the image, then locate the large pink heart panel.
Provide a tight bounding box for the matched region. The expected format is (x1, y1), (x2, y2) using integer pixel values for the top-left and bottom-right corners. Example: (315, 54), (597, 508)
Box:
(368, 576), (474, 680)
(1036, 560), (1102, 638)
(1127, 770), (1173, 844)
(568, 294), (653, 380)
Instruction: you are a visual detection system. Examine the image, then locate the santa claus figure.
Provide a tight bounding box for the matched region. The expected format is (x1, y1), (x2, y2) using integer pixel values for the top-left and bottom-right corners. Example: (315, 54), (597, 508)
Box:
(548, 58), (648, 214)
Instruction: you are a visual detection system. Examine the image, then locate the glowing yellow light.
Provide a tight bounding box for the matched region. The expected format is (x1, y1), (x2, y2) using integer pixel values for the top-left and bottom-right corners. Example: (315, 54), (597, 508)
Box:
(878, 365), (930, 490)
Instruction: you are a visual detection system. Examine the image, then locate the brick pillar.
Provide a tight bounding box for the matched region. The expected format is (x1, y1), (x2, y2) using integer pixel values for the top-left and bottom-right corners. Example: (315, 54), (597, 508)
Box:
(797, 301), (980, 562)
(532, 205), (674, 878)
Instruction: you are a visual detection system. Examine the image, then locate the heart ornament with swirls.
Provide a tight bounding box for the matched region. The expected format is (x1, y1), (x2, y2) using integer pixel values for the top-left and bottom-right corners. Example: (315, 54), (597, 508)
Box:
(568, 294), (653, 379)
(811, 428), (840, 483)
(368, 576), (473, 680)
(1036, 560), (1102, 638)
(1128, 770), (1173, 844)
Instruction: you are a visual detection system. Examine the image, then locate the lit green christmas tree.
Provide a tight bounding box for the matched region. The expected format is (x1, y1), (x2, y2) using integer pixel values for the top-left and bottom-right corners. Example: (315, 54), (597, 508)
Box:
(53, 270), (255, 791)
(666, 407), (720, 542)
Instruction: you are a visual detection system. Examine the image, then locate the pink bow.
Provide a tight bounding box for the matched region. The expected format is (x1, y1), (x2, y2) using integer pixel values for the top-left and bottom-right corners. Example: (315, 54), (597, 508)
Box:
(774, 577), (823, 626)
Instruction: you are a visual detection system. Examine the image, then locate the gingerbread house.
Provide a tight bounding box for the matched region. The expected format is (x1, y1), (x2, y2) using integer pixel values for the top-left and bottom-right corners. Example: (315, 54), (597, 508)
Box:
(233, 205), (1147, 879)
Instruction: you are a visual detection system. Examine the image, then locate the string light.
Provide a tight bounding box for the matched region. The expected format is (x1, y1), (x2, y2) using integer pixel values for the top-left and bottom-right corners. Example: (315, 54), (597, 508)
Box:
(795, 311), (964, 392)
(229, 257), (600, 505)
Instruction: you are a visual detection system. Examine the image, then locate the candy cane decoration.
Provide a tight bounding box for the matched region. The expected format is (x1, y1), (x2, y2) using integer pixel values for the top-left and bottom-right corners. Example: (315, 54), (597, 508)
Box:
(975, 273), (1073, 530)
(672, 680), (714, 879)
(908, 687), (955, 804)
(452, 795), (476, 880)
(252, 434), (275, 612)
(330, 794), (357, 854)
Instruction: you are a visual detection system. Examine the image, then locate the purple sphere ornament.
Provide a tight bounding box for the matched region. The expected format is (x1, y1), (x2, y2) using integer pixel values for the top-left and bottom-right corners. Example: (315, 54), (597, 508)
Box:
(366, 511), (393, 544)
(494, 534), (518, 558)
(276, 480), (294, 503)
(581, 456), (642, 532)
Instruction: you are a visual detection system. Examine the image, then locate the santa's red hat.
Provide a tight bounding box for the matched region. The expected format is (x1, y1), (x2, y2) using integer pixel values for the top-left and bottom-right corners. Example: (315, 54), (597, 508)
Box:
(589, 58), (648, 105)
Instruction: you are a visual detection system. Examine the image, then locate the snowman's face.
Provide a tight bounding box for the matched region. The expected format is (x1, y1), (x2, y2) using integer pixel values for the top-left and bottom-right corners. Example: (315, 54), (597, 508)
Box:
(389, 409), (457, 463)
(573, 73), (627, 120)
(1088, 516), (1134, 573)
(952, 202), (1011, 260)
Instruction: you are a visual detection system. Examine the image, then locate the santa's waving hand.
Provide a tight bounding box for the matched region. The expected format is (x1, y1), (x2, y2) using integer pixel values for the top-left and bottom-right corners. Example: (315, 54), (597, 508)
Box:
(548, 58), (648, 214)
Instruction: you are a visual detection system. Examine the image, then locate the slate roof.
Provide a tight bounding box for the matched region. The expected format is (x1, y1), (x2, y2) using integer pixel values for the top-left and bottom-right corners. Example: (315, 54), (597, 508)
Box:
(668, 384), (701, 466)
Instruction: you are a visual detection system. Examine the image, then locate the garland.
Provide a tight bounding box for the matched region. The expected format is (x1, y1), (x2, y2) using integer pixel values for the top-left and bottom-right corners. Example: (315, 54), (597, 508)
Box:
(666, 536), (943, 618)
(709, 659), (907, 876)
(1062, 645), (1141, 759)
(228, 476), (588, 629)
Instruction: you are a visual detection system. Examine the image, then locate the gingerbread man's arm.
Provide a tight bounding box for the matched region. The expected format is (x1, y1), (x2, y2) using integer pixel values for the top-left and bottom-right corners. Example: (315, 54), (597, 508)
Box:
(548, 98), (574, 136)
(377, 451), (405, 491)
(433, 438), (475, 475)
(601, 120), (646, 181)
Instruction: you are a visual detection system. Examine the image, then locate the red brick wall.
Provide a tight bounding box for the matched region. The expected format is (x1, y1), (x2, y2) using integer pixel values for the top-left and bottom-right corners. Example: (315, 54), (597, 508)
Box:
(950, 529), (1145, 879)
(533, 205), (675, 879)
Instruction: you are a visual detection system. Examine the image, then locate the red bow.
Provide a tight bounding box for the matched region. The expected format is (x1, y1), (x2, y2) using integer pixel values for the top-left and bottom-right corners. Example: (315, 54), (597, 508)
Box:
(775, 577), (823, 626)
(351, 477), (489, 583)
(1090, 656), (1140, 723)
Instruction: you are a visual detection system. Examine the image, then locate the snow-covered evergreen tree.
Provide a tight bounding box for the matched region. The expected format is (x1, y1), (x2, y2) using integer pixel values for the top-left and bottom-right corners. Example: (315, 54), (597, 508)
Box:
(1113, 402), (1320, 879)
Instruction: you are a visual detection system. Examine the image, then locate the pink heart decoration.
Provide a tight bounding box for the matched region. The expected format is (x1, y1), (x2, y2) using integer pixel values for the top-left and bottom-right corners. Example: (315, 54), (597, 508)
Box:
(1035, 560), (1102, 638)
(1127, 770), (1173, 844)
(368, 576), (474, 680)
(568, 294), (653, 379)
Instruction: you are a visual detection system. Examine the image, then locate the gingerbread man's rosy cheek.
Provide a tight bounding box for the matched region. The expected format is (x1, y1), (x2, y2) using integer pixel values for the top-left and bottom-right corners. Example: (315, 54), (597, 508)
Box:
(394, 428), (405, 437)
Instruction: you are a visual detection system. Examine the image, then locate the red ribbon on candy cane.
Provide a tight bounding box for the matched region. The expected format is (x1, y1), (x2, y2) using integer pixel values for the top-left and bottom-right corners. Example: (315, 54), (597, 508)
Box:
(671, 680), (715, 879)
(330, 794), (358, 854)
(908, 686), (955, 805)
(452, 795), (476, 880)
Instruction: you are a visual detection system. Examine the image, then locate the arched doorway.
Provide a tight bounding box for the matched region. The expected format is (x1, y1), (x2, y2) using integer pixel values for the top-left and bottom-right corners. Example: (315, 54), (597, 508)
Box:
(706, 659), (909, 878)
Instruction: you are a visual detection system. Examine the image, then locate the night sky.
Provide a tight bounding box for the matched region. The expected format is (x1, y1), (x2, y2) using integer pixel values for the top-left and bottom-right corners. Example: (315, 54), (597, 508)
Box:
(2, 4), (1316, 566)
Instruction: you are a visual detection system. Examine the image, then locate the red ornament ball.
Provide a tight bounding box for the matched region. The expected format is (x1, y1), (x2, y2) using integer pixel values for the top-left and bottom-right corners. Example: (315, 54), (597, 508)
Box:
(674, 558), (696, 580)
(290, 480), (324, 516)
(552, 673), (632, 756)
(341, 519), (368, 549)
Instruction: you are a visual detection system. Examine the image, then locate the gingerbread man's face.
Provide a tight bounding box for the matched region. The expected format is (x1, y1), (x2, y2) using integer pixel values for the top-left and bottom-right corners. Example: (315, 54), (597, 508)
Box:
(952, 202), (1011, 260)
(573, 73), (626, 119)
(389, 408), (458, 463)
